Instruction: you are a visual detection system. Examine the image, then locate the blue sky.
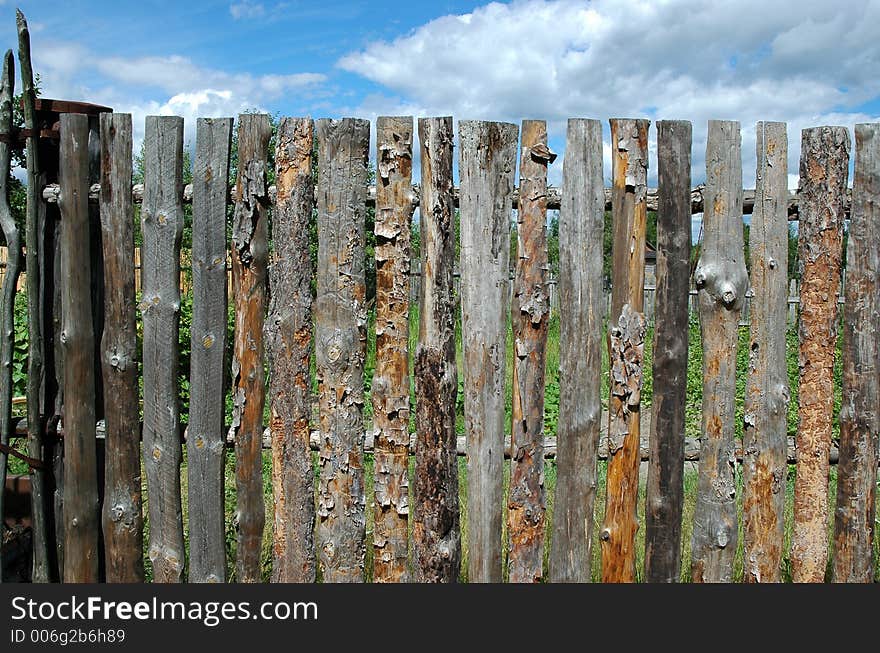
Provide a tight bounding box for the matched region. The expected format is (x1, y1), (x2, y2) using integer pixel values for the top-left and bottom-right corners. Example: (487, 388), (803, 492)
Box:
(4, 0), (880, 227)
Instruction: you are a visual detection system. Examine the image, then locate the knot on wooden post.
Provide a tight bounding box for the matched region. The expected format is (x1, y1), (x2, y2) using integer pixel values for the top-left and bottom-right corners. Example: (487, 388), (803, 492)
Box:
(608, 304), (646, 454)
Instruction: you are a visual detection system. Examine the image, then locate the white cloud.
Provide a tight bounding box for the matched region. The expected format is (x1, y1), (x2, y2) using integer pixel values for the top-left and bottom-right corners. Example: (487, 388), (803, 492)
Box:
(338, 0), (880, 187)
(230, 1), (266, 20)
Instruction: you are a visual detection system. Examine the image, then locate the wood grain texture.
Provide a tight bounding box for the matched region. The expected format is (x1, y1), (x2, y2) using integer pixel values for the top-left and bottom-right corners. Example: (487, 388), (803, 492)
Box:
(141, 115), (185, 583)
(99, 112), (143, 583)
(832, 123), (879, 583)
(459, 120), (517, 583)
(314, 118), (370, 583)
(507, 120), (551, 583)
(267, 117), (316, 583)
(412, 117), (461, 583)
(691, 120), (748, 583)
(644, 120), (691, 583)
(372, 116), (414, 583)
(601, 118), (649, 583)
(549, 119), (604, 583)
(742, 122), (789, 583)
(231, 113), (271, 583)
(59, 113), (99, 583)
(187, 117), (232, 583)
(791, 126), (849, 583)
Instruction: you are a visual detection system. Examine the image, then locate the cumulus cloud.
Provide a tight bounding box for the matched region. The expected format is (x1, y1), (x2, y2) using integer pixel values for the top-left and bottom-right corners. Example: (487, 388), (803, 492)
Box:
(229, 1), (266, 20)
(338, 0), (880, 187)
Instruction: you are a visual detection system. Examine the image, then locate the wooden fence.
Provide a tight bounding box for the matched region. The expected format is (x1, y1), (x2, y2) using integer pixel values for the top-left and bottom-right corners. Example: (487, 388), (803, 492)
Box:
(2, 16), (879, 586)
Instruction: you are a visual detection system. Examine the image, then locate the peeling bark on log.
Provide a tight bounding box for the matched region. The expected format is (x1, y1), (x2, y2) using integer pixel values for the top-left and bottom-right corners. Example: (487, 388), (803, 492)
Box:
(507, 120), (551, 584)
(188, 117), (232, 583)
(231, 113), (271, 583)
(314, 118), (369, 583)
(372, 116), (414, 583)
(742, 122), (789, 583)
(691, 120), (748, 583)
(0, 51), (20, 577)
(549, 119), (604, 583)
(791, 126), (849, 583)
(59, 113), (99, 583)
(141, 115), (185, 583)
(413, 117), (461, 583)
(644, 120), (691, 583)
(459, 120), (517, 583)
(601, 118), (649, 583)
(18, 9), (51, 583)
(267, 117), (316, 583)
(832, 124), (877, 583)
(99, 113), (143, 583)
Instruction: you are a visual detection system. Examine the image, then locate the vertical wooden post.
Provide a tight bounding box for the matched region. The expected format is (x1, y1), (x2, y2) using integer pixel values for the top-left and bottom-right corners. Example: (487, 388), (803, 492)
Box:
(601, 117), (649, 583)
(231, 113), (271, 583)
(644, 120), (691, 583)
(742, 122), (789, 583)
(268, 117), (316, 583)
(99, 112), (143, 582)
(459, 120), (518, 583)
(188, 117), (232, 583)
(372, 116), (414, 583)
(507, 120), (552, 583)
(141, 115), (185, 583)
(549, 119), (604, 583)
(413, 117), (460, 583)
(315, 118), (370, 583)
(790, 126), (849, 583)
(691, 120), (748, 583)
(59, 113), (99, 583)
(0, 51), (19, 573)
(832, 123), (879, 583)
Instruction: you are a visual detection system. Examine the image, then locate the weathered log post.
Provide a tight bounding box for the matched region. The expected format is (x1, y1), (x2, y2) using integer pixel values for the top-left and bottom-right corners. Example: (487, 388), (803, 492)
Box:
(832, 123), (879, 583)
(459, 120), (518, 583)
(0, 51), (20, 573)
(601, 118), (649, 583)
(267, 117), (316, 583)
(690, 120), (748, 583)
(644, 120), (691, 583)
(99, 112), (143, 582)
(58, 113), (99, 583)
(507, 120), (553, 583)
(141, 115), (185, 583)
(742, 122), (789, 583)
(412, 117), (461, 583)
(549, 119), (604, 583)
(314, 118), (370, 583)
(790, 126), (849, 583)
(188, 117), (232, 583)
(372, 116), (414, 583)
(231, 113), (271, 583)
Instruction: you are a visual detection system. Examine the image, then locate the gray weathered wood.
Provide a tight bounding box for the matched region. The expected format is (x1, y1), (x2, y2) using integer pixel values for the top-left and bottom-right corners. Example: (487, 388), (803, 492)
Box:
(18, 8), (51, 583)
(372, 116), (414, 583)
(141, 115), (185, 583)
(644, 120), (691, 583)
(832, 123), (880, 583)
(412, 117), (461, 583)
(507, 119), (552, 583)
(231, 113), (271, 583)
(742, 121), (789, 583)
(690, 120), (748, 583)
(791, 126), (849, 583)
(0, 51), (20, 579)
(601, 118), (649, 583)
(549, 119), (604, 583)
(315, 118), (370, 583)
(99, 112), (143, 583)
(459, 120), (517, 583)
(267, 117), (316, 583)
(187, 117), (232, 583)
(59, 113), (99, 583)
